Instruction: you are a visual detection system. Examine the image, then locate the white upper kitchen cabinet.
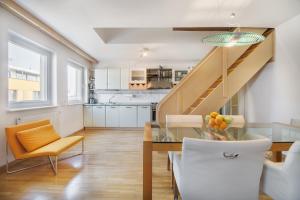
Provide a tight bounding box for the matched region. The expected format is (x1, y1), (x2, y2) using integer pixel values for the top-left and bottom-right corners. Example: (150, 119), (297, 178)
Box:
(137, 105), (151, 127)
(83, 106), (93, 127)
(106, 105), (120, 127)
(92, 106), (106, 127)
(119, 106), (137, 127)
(121, 68), (129, 89)
(95, 68), (107, 89)
(107, 68), (121, 89)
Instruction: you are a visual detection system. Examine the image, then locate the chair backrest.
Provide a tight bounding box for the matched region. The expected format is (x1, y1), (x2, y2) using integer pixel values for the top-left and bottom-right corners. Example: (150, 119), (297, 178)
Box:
(166, 115), (203, 128)
(223, 115), (245, 128)
(5, 119), (50, 159)
(290, 118), (300, 127)
(282, 141), (300, 199)
(180, 137), (271, 200)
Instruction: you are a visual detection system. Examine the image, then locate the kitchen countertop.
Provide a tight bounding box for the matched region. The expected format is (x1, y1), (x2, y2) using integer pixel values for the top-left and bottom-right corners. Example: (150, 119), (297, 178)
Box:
(84, 102), (155, 106)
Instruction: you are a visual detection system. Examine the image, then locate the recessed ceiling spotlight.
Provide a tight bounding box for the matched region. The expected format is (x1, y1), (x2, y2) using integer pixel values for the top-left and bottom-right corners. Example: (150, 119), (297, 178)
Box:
(140, 48), (149, 57)
(230, 13), (236, 19)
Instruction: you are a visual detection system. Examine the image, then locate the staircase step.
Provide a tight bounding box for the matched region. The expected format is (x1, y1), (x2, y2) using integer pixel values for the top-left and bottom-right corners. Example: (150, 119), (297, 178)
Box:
(185, 106), (196, 114)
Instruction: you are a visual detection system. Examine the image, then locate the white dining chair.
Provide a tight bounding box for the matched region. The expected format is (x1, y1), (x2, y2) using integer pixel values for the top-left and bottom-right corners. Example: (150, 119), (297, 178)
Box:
(173, 137), (271, 200)
(261, 141), (300, 200)
(166, 115), (203, 186)
(166, 115), (204, 129)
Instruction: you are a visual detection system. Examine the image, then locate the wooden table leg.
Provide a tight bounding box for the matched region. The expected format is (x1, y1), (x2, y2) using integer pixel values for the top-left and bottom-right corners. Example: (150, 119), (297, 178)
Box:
(143, 123), (153, 200)
(272, 151), (282, 162)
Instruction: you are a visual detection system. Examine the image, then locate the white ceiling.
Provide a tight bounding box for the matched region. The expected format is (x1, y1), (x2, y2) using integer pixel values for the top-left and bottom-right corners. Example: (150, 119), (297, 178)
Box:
(17, 0), (300, 63)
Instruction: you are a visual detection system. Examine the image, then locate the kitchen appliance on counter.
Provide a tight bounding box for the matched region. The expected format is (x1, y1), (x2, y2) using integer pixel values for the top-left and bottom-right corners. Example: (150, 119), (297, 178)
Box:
(151, 103), (158, 122)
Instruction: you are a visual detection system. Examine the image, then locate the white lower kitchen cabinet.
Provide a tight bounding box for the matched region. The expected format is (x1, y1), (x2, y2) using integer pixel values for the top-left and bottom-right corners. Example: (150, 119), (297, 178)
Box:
(106, 106), (120, 127)
(92, 106), (106, 127)
(137, 105), (151, 127)
(119, 106), (137, 127)
(84, 106), (93, 127)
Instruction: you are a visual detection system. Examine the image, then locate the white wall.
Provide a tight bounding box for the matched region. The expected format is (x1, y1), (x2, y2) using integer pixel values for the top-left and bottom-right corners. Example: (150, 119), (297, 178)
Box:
(0, 8), (92, 166)
(244, 14), (300, 124)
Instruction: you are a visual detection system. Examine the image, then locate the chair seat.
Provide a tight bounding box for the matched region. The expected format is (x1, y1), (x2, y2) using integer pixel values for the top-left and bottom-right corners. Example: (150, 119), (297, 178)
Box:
(17, 136), (84, 159)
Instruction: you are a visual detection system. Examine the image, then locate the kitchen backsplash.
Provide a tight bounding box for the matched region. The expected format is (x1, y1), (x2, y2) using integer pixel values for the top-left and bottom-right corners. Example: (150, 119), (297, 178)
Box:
(95, 89), (170, 104)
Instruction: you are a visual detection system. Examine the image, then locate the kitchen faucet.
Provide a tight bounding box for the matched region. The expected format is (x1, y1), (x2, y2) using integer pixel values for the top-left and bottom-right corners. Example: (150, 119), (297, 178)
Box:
(108, 95), (116, 103)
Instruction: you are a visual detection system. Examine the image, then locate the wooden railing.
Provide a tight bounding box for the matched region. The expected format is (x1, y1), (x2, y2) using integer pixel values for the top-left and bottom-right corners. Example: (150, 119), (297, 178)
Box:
(157, 28), (271, 124)
(190, 30), (274, 115)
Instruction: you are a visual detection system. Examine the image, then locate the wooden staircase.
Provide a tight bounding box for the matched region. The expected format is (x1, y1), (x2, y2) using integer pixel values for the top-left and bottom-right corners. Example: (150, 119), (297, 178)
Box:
(157, 28), (274, 124)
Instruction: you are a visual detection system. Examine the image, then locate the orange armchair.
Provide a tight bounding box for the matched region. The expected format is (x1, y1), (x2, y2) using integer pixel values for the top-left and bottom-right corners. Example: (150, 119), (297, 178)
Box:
(5, 119), (84, 175)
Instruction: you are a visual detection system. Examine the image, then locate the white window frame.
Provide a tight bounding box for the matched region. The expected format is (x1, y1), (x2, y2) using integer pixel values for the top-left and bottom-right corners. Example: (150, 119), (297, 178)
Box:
(8, 33), (53, 109)
(67, 60), (85, 104)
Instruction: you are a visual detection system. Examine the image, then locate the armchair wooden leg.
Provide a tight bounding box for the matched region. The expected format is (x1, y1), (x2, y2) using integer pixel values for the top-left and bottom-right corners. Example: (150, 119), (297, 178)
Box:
(48, 156), (58, 175)
(6, 140), (45, 174)
(6, 139), (84, 175)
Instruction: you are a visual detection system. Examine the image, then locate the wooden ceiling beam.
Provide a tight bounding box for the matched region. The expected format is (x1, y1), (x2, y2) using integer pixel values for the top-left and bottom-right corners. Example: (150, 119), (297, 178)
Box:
(0, 0), (98, 64)
(173, 27), (235, 32)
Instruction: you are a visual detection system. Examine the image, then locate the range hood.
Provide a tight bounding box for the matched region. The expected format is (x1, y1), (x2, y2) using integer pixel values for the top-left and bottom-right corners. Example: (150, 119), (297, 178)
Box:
(147, 80), (172, 89)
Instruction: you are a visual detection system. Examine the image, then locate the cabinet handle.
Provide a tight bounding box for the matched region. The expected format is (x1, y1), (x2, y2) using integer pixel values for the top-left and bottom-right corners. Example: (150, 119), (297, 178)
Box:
(111, 106), (117, 108)
(96, 106), (103, 108)
(126, 106), (132, 108)
(142, 106), (148, 108)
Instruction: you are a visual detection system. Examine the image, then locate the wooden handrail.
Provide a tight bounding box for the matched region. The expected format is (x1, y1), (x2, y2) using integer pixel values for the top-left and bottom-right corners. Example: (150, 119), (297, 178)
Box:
(157, 28), (268, 124)
(190, 30), (274, 115)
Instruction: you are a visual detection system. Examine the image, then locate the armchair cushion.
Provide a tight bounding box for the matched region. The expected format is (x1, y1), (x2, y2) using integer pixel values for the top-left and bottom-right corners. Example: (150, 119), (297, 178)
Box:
(18, 136), (84, 159)
(16, 124), (61, 152)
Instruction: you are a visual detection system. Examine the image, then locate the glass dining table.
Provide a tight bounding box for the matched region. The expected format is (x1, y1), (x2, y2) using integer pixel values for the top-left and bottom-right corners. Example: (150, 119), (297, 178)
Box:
(143, 122), (300, 200)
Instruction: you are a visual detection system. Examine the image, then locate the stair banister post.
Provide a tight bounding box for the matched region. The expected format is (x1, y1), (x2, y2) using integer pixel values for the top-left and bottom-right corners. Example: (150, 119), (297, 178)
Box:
(222, 47), (228, 97)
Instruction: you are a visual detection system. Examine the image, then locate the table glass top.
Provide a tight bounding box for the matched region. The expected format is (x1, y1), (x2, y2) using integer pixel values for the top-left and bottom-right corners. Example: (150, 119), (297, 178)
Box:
(151, 123), (300, 143)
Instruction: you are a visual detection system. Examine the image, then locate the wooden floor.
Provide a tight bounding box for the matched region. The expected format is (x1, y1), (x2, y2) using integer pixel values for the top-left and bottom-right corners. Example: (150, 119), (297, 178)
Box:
(0, 129), (271, 200)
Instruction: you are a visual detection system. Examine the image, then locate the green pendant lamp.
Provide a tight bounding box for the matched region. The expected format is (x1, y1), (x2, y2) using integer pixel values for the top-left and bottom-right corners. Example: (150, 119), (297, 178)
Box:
(202, 13), (265, 47)
(202, 32), (265, 47)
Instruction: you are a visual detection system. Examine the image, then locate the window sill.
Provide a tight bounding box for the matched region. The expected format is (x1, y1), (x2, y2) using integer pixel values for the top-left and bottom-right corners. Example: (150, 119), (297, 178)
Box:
(7, 105), (58, 112)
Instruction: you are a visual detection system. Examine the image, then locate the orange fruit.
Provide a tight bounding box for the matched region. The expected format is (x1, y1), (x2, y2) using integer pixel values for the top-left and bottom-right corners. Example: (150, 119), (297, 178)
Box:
(209, 118), (216, 126)
(215, 118), (223, 125)
(220, 121), (228, 130)
(210, 112), (219, 118)
(213, 124), (219, 130)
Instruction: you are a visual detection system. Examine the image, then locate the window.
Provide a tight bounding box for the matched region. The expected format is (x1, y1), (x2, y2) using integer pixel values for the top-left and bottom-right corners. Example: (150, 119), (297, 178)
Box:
(8, 33), (52, 109)
(32, 91), (41, 100)
(8, 90), (17, 102)
(67, 61), (84, 103)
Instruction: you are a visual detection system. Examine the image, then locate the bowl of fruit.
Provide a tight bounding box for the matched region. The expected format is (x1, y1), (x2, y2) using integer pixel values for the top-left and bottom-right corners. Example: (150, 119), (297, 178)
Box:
(205, 112), (233, 134)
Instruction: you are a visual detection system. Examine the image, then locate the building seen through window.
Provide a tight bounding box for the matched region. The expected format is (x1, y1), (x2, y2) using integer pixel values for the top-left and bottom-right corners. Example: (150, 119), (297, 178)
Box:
(8, 38), (48, 103)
